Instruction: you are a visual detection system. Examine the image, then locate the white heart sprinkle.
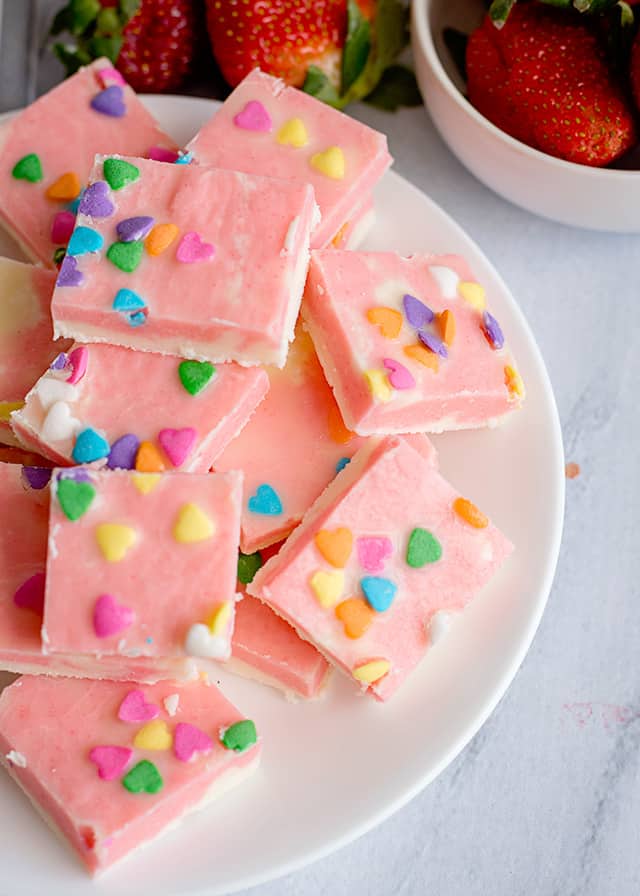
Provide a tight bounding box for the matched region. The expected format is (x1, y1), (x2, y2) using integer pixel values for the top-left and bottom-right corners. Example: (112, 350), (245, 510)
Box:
(184, 623), (229, 660)
(41, 401), (81, 442)
(429, 265), (460, 299)
(428, 610), (456, 646)
(163, 694), (180, 716)
(34, 377), (78, 411)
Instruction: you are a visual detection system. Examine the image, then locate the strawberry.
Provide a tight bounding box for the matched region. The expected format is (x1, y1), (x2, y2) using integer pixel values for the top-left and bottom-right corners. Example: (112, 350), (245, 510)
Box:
(466, 5), (637, 166)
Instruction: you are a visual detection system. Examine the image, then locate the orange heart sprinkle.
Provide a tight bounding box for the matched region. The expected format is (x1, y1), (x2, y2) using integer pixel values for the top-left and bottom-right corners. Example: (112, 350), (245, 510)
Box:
(145, 223), (179, 257)
(135, 441), (166, 473)
(438, 309), (456, 346)
(314, 527), (353, 568)
(331, 222), (349, 247)
(46, 172), (81, 201)
(335, 598), (375, 639)
(366, 307), (402, 339)
(453, 497), (488, 529)
(403, 343), (439, 372)
(327, 404), (355, 445)
(504, 365), (524, 399)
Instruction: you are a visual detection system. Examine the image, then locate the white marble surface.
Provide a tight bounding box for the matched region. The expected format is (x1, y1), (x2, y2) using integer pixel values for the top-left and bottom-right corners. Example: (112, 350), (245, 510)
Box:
(1, 7), (640, 896)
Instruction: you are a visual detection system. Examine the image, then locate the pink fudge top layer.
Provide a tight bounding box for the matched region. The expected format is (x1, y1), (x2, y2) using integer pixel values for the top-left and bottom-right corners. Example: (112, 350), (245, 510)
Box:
(302, 251), (526, 435)
(44, 468), (242, 681)
(0, 59), (176, 267)
(11, 341), (268, 472)
(0, 676), (261, 873)
(249, 435), (513, 701)
(51, 155), (317, 367)
(186, 69), (392, 249)
(214, 328), (364, 553)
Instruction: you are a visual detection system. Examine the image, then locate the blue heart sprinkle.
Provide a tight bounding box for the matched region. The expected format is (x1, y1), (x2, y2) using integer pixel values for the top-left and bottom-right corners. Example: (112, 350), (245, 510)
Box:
(113, 288), (146, 312)
(67, 190), (84, 214)
(67, 226), (104, 257)
(335, 456), (351, 474)
(72, 427), (110, 464)
(174, 152), (193, 165)
(360, 576), (397, 613)
(248, 484), (282, 516)
(128, 311), (147, 327)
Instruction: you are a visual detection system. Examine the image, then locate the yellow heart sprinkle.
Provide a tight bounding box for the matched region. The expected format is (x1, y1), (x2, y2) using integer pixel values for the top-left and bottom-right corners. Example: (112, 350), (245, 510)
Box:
(504, 364), (525, 399)
(310, 570), (344, 608)
(95, 523), (136, 562)
(458, 281), (486, 310)
(131, 473), (161, 495)
(353, 659), (391, 684)
(310, 146), (345, 180)
(173, 502), (215, 544)
(0, 400), (24, 422)
(46, 171), (81, 201)
(363, 369), (392, 402)
(207, 601), (232, 636)
(145, 223), (179, 257)
(277, 117), (309, 148)
(133, 720), (173, 751)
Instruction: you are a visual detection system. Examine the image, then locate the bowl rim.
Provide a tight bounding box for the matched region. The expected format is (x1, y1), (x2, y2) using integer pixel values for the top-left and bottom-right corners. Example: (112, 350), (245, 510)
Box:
(411, 0), (640, 181)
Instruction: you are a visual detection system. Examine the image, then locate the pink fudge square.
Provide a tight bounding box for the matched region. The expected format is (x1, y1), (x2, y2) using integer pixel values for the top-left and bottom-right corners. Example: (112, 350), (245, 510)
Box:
(0, 257), (70, 446)
(186, 69), (391, 249)
(51, 155), (317, 367)
(214, 328), (364, 553)
(0, 59), (177, 267)
(302, 251), (526, 435)
(0, 676), (261, 873)
(248, 435), (513, 701)
(44, 468), (242, 681)
(11, 341), (268, 471)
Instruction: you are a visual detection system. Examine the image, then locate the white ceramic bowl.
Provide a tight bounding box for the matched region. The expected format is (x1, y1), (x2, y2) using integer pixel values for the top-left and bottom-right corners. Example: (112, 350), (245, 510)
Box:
(411, 0), (640, 231)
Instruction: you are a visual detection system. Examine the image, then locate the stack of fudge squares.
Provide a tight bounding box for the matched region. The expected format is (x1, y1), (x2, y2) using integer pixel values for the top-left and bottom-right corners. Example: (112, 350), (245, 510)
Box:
(0, 63), (525, 874)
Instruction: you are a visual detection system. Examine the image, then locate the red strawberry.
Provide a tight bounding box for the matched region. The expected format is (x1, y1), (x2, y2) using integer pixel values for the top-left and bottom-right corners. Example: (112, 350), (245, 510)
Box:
(467, 6), (637, 166)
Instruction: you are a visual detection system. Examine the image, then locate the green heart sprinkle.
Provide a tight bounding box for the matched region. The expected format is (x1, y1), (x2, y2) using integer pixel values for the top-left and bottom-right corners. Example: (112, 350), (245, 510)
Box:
(103, 158), (140, 191)
(406, 527), (442, 568)
(122, 760), (163, 794)
(56, 479), (96, 522)
(220, 719), (257, 753)
(12, 153), (43, 183)
(237, 551), (263, 585)
(179, 360), (216, 396)
(107, 240), (143, 273)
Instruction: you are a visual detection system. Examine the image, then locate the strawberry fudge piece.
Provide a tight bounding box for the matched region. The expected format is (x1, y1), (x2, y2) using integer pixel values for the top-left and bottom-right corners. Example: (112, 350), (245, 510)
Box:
(0, 59), (176, 267)
(43, 468), (242, 681)
(186, 69), (391, 249)
(249, 435), (513, 701)
(51, 155), (317, 366)
(302, 251), (526, 435)
(0, 675), (260, 873)
(11, 341), (268, 471)
(214, 328), (363, 553)
(0, 257), (70, 446)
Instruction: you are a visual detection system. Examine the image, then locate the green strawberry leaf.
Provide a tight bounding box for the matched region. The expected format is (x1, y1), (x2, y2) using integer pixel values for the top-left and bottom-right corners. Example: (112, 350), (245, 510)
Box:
(87, 35), (123, 62)
(119, 0), (141, 19)
(96, 8), (121, 35)
(341, 0), (372, 92)
(488, 0), (518, 25)
(364, 65), (422, 110)
(303, 66), (341, 107)
(67, 0), (101, 34)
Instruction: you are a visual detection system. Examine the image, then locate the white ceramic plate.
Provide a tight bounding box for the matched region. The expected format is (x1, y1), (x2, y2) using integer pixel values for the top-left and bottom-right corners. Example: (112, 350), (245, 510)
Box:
(0, 96), (564, 896)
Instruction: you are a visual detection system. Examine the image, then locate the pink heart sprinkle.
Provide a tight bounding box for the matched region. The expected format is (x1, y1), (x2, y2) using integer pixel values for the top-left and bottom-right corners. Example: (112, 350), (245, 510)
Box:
(66, 346), (88, 385)
(89, 745), (133, 781)
(13, 571), (45, 615)
(176, 232), (215, 264)
(174, 723), (213, 762)
(158, 427), (197, 468)
(356, 537), (393, 573)
(50, 211), (76, 245)
(148, 145), (179, 163)
(97, 67), (126, 88)
(93, 593), (135, 638)
(383, 358), (416, 390)
(233, 100), (272, 133)
(118, 689), (160, 723)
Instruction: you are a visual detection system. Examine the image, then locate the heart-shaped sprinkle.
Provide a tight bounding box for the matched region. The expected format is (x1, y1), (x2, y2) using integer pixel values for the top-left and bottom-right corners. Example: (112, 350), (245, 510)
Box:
(50, 353), (68, 371)
(437, 309), (456, 346)
(103, 157), (139, 190)
(90, 85), (126, 117)
(72, 427), (110, 463)
(247, 484), (282, 516)
(41, 401), (81, 441)
(314, 527), (353, 568)
(131, 473), (161, 495)
(363, 369), (392, 402)
(78, 181), (114, 218)
(118, 689), (159, 723)
(58, 467), (92, 483)
(174, 151), (193, 165)
(418, 329), (448, 358)
(504, 364), (524, 399)
(176, 232), (215, 263)
(360, 576), (397, 612)
(335, 597), (375, 639)
(366, 307), (402, 339)
(220, 720), (257, 752)
(327, 405), (355, 444)
(174, 723), (213, 763)
(89, 745), (133, 781)
(67, 226), (104, 257)
(352, 658), (390, 684)
(116, 216), (154, 243)
(453, 497), (489, 529)
(403, 343), (439, 372)
(145, 222), (178, 256)
(406, 527), (442, 567)
(107, 240), (144, 273)
(46, 172), (81, 202)
(173, 502), (215, 543)
(237, 551), (263, 585)
(97, 66), (126, 88)
(276, 117), (308, 147)
(93, 593), (135, 638)
(50, 211), (75, 245)
(128, 311), (147, 327)
(403, 294), (434, 329)
(112, 287), (147, 318)
(133, 720), (172, 751)
(178, 360), (216, 396)
(163, 694), (180, 716)
(207, 601), (232, 636)
(310, 146), (345, 180)
(96, 523), (137, 563)
(335, 456), (350, 474)
(0, 400), (23, 421)
(429, 610), (454, 645)
(430, 265), (460, 298)
(135, 441), (166, 473)
(184, 623), (229, 659)
(383, 358), (416, 390)
(36, 376), (77, 410)
(148, 145), (179, 163)
(458, 281), (486, 310)
(66, 346), (89, 385)
(309, 569), (344, 608)
(56, 255), (84, 287)
(481, 310), (504, 349)
(122, 760), (163, 794)
(158, 427), (197, 468)
(21, 466), (52, 490)
(107, 433), (140, 470)
(13, 572), (45, 615)
(56, 478), (96, 521)
(356, 536), (393, 573)
(233, 100), (272, 132)
(12, 153), (43, 183)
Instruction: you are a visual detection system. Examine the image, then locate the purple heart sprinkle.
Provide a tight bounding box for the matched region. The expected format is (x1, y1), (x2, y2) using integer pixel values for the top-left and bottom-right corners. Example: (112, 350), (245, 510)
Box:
(50, 353), (68, 371)
(403, 294), (434, 329)
(90, 85), (126, 118)
(78, 181), (114, 218)
(418, 329), (448, 358)
(116, 216), (154, 243)
(107, 433), (140, 470)
(21, 467), (52, 490)
(481, 311), (505, 350)
(57, 468), (92, 484)
(56, 255), (84, 288)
